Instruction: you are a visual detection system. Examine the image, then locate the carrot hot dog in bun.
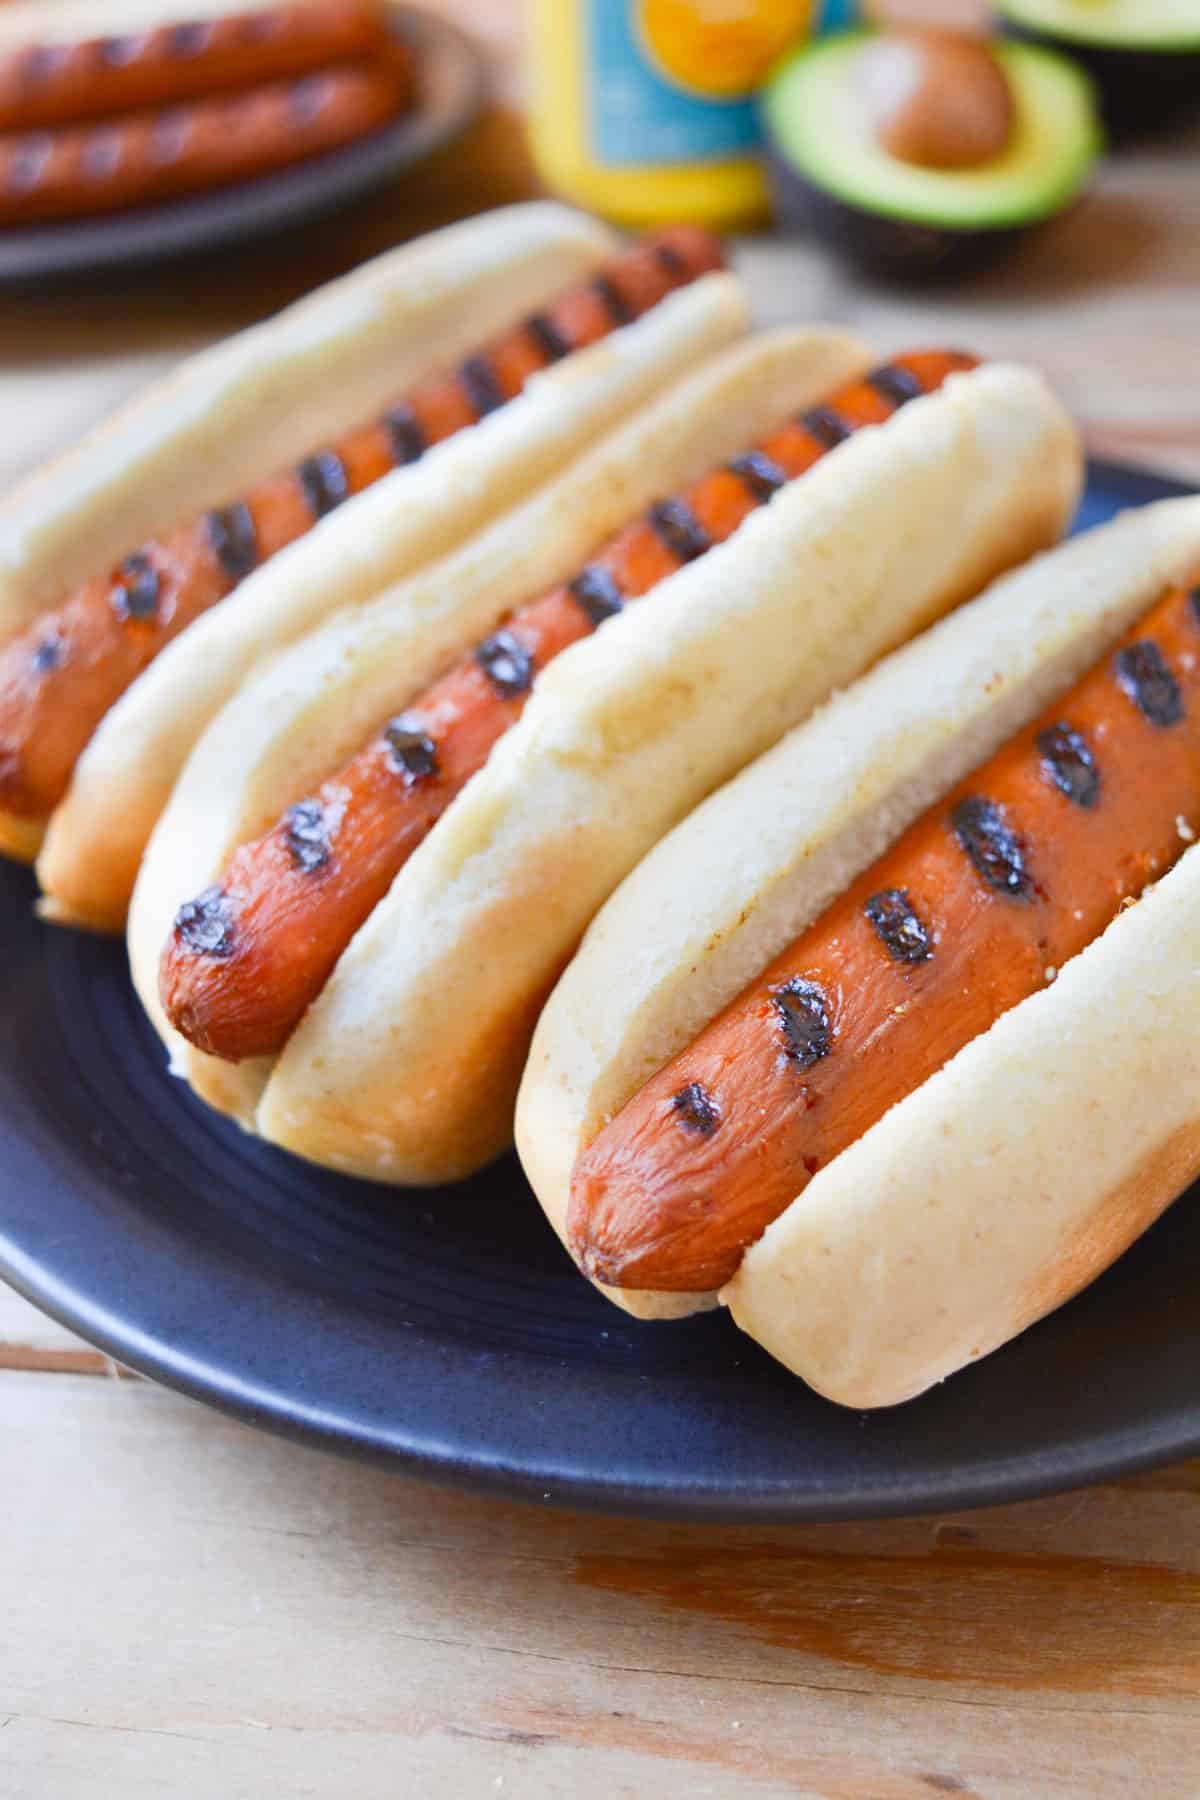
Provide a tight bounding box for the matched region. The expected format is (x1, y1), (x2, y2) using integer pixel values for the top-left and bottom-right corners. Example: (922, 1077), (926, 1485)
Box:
(0, 206), (741, 919)
(130, 345), (1078, 1178)
(516, 495), (1200, 1389)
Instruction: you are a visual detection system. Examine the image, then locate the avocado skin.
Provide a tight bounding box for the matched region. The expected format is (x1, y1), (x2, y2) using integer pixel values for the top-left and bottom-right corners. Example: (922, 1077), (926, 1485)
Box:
(1003, 27), (1200, 137)
(765, 149), (1031, 281)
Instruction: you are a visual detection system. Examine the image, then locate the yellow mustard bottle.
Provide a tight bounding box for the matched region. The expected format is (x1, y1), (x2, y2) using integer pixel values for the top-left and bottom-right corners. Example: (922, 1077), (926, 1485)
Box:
(527, 0), (856, 230)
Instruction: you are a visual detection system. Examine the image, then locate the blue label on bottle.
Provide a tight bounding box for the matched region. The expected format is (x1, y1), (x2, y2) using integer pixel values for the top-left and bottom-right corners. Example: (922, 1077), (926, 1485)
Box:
(584, 0), (762, 168)
(583, 2), (860, 170)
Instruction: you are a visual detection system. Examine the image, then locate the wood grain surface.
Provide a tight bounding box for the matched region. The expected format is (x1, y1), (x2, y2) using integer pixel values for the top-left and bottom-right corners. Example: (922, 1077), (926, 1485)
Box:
(1, 4), (1198, 1796)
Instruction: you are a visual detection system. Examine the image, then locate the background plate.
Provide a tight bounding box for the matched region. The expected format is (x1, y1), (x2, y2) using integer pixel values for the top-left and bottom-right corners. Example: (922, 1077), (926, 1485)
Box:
(1, 457), (1198, 1522)
(0, 7), (484, 286)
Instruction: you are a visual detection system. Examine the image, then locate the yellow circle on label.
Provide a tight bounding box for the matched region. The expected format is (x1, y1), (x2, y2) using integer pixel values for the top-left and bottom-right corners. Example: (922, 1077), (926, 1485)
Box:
(638, 0), (815, 99)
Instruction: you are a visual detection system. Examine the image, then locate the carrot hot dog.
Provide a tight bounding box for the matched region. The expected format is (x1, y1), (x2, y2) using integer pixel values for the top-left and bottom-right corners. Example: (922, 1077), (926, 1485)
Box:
(0, 227), (722, 823)
(515, 493), (1200, 1392)
(0, 2), (392, 134)
(568, 576), (1200, 1293)
(128, 346), (1077, 1181)
(159, 350), (977, 1065)
(0, 59), (411, 229)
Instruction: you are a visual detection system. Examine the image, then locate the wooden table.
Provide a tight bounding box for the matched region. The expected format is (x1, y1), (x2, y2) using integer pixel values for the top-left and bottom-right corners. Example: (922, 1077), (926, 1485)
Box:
(3, 6), (1199, 1793)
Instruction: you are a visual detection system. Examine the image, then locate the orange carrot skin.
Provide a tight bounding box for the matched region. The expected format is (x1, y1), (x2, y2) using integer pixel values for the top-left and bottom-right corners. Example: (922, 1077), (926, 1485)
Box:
(568, 579), (1200, 1294)
(0, 2), (392, 133)
(0, 60), (411, 229)
(0, 227), (723, 822)
(160, 351), (977, 1063)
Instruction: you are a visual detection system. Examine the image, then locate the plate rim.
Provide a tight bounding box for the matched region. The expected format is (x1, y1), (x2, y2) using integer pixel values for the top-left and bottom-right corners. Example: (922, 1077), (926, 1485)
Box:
(1, 455), (1198, 1524)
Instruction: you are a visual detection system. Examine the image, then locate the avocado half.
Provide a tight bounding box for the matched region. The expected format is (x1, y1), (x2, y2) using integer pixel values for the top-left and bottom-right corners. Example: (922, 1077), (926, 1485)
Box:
(762, 32), (1102, 280)
(997, 0), (1200, 136)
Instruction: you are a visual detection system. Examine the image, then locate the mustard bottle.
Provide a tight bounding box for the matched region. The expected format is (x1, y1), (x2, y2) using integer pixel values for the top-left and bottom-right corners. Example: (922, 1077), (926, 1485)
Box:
(527, 0), (859, 230)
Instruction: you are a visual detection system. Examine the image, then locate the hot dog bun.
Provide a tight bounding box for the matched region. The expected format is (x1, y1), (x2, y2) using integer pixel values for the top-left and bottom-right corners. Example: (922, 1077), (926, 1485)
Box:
(130, 325), (873, 1131)
(134, 353), (1078, 1181)
(516, 495), (1200, 1355)
(11, 213), (745, 922)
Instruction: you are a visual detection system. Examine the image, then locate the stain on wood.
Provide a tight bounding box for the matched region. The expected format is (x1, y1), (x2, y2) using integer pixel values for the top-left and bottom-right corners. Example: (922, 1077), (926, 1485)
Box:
(575, 1538), (1200, 1698)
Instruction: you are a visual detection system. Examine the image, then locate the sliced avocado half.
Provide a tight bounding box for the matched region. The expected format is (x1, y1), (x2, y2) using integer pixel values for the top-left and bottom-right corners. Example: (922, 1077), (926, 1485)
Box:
(762, 33), (1101, 277)
(997, 0), (1200, 134)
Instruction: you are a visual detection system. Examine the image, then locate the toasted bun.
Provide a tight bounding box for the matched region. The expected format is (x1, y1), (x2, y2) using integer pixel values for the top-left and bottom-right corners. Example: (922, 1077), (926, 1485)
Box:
(37, 271), (747, 930)
(726, 845), (1200, 1407)
(129, 324), (873, 1128)
(249, 360), (1078, 1184)
(516, 494), (1200, 1324)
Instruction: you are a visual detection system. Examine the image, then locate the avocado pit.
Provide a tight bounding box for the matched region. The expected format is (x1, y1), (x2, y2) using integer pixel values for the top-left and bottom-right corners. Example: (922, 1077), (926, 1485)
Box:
(858, 32), (1015, 171)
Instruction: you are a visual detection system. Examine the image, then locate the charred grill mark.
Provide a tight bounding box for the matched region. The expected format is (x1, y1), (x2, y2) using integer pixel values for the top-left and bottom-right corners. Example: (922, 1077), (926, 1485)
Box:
(1116, 640), (1184, 727)
(168, 22), (214, 56)
(591, 272), (635, 328)
(672, 1081), (720, 1136)
(654, 238), (688, 283)
(569, 563), (624, 627)
(384, 715), (439, 782)
(289, 75), (329, 124)
(867, 363), (926, 410)
(9, 137), (49, 192)
(952, 795), (1031, 898)
(151, 108), (189, 160)
(1038, 723), (1100, 808)
(83, 131), (122, 179)
(174, 885), (234, 956)
(476, 629), (533, 698)
(864, 887), (932, 963)
(97, 35), (142, 66)
(648, 497), (711, 564)
(458, 354), (506, 420)
(772, 978), (833, 1070)
(297, 451), (350, 520)
(727, 449), (787, 505)
(21, 46), (66, 88)
(524, 310), (572, 364)
(285, 799), (331, 873)
(798, 404), (853, 452)
(384, 404), (427, 467)
(109, 551), (161, 622)
(206, 502), (259, 581)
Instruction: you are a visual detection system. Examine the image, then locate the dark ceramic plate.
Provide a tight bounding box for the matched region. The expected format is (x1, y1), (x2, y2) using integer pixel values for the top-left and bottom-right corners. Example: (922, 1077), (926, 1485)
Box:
(0, 7), (483, 287)
(2, 458), (1198, 1522)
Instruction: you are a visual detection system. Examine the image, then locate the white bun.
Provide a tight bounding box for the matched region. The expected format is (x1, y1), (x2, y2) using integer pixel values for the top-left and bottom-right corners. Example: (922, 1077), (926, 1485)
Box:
(242, 358), (1076, 1182)
(130, 323), (873, 1131)
(517, 494), (1200, 1346)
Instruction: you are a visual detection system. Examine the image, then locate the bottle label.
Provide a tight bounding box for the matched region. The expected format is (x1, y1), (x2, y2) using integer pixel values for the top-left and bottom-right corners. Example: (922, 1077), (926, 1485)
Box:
(584, 1), (854, 169)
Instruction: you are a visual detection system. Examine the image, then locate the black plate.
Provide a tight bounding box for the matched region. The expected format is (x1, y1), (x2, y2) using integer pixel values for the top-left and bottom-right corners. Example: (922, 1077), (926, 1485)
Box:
(2, 457), (1198, 1522)
(0, 8), (484, 286)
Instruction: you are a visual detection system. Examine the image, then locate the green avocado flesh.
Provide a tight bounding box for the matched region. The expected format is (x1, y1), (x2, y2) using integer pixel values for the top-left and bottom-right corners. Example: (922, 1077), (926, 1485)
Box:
(998, 0), (1200, 52)
(762, 34), (1102, 233)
